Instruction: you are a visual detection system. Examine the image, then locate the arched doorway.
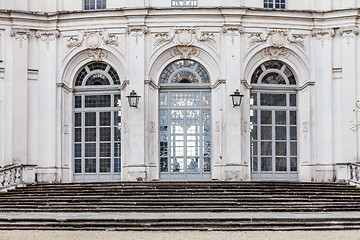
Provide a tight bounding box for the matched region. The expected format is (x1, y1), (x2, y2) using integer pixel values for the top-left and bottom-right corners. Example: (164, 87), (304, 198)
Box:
(250, 61), (298, 181)
(73, 62), (121, 182)
(159, 59), (211, 180)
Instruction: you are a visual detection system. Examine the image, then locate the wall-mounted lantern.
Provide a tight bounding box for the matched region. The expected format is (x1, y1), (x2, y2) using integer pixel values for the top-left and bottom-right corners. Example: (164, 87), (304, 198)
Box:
(230, 89), (244, 107)
(126, 90), (141, 108)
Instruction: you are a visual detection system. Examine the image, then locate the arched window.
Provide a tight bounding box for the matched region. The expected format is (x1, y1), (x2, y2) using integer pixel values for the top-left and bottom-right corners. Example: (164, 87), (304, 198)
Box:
(250, 60), (298, 181)
(159, 60), (211, 180)
(73, 62), (121, 182)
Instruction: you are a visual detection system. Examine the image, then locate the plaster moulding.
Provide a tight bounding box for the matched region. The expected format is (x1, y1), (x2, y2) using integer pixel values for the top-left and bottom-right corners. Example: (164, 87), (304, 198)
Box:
(196, 31), (217, 49)
(222, 26), (244, 44)
(337, 26), (359, 47)
(35, 30), (59, 49)
(126, 26), (148, 44)
(171, 46), (199, 59)
(85, 49), (107, 62)
(154, 31), (175, 48)
(311, 28), (335, 48)
(262, 47), (289, 60)
(67, 30), (120, 49)
(11, 28), (32, 47)
(174, 28), (196, 46)
(267, 29), (287, 48)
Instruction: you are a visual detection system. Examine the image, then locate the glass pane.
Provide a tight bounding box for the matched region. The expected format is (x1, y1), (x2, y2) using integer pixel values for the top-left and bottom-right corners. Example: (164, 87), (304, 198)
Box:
(75, 96), (82, 108)
(75, 159), (82, 173)
(261, 111), (272, 124)
(114, 111), (121, 125)
(85, 143), (96, 157)
(171, 158), (184, 172)
(290, 126), (297, 140)
(275, 111), (286, 125)
(171, 110), (184, 125)
(203, 125), (211, 140)
(114, 127), (121, 141)
(290, 94), (296, 106)
(261, 157), (272, 171)
(187, 158), (199, 172)
(114, 143), (121, 157)
(160, 142), (168, 156)
(204, 157), (211, 172)
(100, 112), (111, 126)
(85, 159), (96, 173)
(160, 110), (168, 125)
(114, 158), (121, 172)
(290, 111), (297, 125)
(290, 157), (297, 171)
(85, 95), (111, 108)
(276, 157), (287, 171)
(160, 126), (168, 141)
(85, 128), (96, 142)
(250, 93), (257, 106)
(251, 141), (258, 156)
(276, 142), (287, 156)
(202, 92), (211, 106)
(100, 159), (111, 173)
(275, 126), (286, 140)
(75, 144), (81, 158)
(290, 142), (297, 156)
(170, 92), (200, 107)
(100, 127), (111, 141)
(250, 125), (257, 140)
(261, 126), (272, 140)
(160, 92), (168, 106)
(251, 157), (258, 171)
(250, 110), (257, 124)
(260, 94), (286, 106)
(114, 94), (121, 108)
(202, 110), (211, 125)
(100, 143), (111, 157)
(75, 113), (82, 127)
(261, 142), (272, 155)
(75, 128), (82, 142)
(85, 112), (96, 126)
(160, 158), (168, 172)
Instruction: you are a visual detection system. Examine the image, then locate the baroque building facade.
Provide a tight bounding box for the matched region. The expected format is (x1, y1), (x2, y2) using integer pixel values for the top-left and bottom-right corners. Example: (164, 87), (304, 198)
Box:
(0, 0), (359, 183)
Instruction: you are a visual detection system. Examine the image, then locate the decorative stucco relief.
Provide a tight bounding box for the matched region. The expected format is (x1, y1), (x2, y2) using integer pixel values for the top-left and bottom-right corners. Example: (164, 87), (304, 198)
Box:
(287, 33), (306, 50)
(154, 32), (175, 48)
(35, 30), (60, 49)
(311, 28), (335, 48)
(175, 28), (196, 46)
(196, 31), (217, 49)
(66, 30), (121, 49)
(222, 26), (243, 44)
(247, 32), (268, 48)
(267, 29), (287, 48)
(11, 28), (32, 47)
(337, 26), (359, 47)
(86, 49), (107, 62)
(126, 27), (148, 44)
(262, 47), (289, 60)
(171, 46), (198, 59)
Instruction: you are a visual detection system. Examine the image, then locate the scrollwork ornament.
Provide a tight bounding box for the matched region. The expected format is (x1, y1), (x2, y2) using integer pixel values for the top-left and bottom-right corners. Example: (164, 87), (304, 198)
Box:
(171, 46), (198, 59)
(311, 28), (335, 48)
(337, 26), (359, 47)
(104, 34), (119, 47)
(86, 49), (107, 61)
(126, 27), (148, 44)
(248, 33), (268, 48)
(35, 30), (60, 49)
(262, 47), (289, 60)
(154, 31), (175, 48)
(287, 33), (306, 50)
(67, 35), (84, 48)
(196, 31), (217, 48)
(222, 26), (244, 45)
(11, 29), (32, 47)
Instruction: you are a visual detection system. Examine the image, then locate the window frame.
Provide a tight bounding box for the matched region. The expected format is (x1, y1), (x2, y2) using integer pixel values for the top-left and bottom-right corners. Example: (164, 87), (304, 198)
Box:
(83, 0), (106, 10)
(264, 0), (286, 10)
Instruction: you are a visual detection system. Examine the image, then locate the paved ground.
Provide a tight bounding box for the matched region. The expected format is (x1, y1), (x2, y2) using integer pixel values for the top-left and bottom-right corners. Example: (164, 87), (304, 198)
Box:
(1, 230), (360, 240)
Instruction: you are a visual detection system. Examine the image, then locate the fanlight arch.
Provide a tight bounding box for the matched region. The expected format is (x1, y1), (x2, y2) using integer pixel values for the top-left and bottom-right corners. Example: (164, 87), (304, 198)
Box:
(251, 61), (296, 86)
(74, 62), (120, 88)
(159, 59), (210, 85)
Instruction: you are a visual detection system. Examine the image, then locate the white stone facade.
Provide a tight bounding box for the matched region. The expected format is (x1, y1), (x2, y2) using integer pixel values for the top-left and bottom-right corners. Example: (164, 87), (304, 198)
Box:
(0, 1), (359, 183)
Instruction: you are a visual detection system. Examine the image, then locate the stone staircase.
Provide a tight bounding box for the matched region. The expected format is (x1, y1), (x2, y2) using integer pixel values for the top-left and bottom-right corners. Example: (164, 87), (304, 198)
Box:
(0, 181), (359, 230)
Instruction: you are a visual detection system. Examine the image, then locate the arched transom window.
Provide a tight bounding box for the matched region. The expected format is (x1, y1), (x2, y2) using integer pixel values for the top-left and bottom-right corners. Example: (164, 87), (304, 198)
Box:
(251, 61), (296, 86)
(75, 62), (120, 87)
(159, 60), (210, 85)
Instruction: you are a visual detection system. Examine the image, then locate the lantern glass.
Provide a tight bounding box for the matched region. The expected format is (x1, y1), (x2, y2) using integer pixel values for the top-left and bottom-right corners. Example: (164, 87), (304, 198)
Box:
(126, 90), (141, 108)
(230, 90), (244, 107)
